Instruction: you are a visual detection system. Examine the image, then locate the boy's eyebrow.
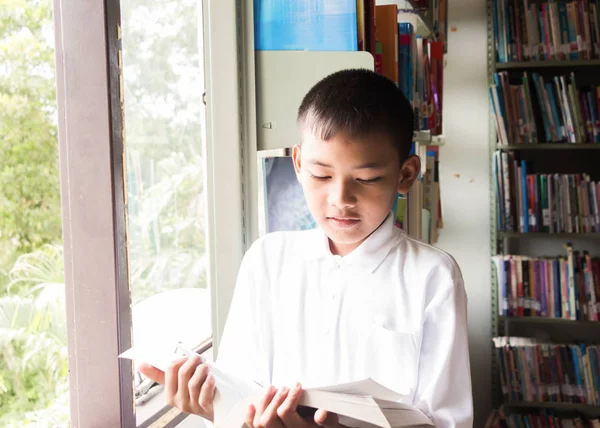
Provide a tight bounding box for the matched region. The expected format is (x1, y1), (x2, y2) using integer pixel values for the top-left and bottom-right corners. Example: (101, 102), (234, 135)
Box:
(307, 159), (385, 169)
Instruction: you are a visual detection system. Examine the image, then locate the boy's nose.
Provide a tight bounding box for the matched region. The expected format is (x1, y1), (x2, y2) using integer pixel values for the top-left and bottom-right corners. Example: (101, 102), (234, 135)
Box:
(328, 181), (358, 209)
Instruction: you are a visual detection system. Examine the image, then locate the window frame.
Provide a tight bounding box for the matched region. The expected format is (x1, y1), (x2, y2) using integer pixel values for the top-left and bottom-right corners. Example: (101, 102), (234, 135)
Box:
(52, 0), (247, 425)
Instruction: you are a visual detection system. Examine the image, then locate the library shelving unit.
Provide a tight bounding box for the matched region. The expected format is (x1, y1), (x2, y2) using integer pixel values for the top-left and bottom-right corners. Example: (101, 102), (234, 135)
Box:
(487, 0), (600, 423)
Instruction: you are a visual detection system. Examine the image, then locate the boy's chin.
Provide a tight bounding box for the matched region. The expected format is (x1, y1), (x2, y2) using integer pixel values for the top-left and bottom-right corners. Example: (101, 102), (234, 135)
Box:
(322, 224), (369, 245)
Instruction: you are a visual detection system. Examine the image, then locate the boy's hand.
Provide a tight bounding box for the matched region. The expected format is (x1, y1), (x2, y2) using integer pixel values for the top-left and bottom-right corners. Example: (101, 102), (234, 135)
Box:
(244, 383), (340, 428)
(138, 354), (217, 421)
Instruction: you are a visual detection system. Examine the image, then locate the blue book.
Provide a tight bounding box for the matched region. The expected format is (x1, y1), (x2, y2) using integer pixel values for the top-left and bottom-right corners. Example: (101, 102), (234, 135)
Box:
(398, 23), (414, 104)
(254, 0), (358, 51)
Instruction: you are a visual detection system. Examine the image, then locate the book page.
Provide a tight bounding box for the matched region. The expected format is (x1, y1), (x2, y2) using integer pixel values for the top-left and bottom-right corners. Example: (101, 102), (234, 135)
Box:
(309, 378), (408, 402)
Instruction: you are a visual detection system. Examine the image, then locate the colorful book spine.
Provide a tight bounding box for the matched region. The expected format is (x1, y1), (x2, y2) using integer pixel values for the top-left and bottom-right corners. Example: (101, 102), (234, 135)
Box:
(493, 336), (600, 407)
(493, 151), (600, 233)
(493, 0), (600, 62)
(492, 247), (600, 321)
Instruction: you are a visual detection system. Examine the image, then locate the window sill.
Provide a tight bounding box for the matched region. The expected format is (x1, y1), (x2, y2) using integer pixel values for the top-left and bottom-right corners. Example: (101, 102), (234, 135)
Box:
(137, 339), (213, 428)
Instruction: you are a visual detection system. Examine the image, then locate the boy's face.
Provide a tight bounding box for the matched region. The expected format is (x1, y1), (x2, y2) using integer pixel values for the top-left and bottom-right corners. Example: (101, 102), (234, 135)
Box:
(292, 129), (419, 256)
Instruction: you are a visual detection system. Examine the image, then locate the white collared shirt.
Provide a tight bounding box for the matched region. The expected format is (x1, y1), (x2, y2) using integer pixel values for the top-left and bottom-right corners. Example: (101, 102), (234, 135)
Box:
(217, 213), (473, 428)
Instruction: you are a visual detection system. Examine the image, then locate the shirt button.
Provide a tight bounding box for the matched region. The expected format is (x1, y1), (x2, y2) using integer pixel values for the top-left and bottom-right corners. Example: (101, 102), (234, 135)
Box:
(330, 294), (335, 300)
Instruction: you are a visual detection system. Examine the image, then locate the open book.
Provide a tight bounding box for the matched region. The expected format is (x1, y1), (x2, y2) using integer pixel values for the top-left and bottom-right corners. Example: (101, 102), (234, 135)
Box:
(119, 342), (433, 428)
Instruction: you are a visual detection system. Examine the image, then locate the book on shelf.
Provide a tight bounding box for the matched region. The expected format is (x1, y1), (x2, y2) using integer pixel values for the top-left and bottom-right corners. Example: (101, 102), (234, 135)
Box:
(490, 70), (600, 146)
(253, 0), (379, 56)
(485, 406), (600, 428)
(375, 5), (444, 136)
(372, 4), (444, 244)
(493, 150), (600, 233)
(492, 244), (600, 321)
(492, 336), (600, 407)
(492, 0), (600, 63)
(394, 144), (442, 244)
(119, 342), (434, 428)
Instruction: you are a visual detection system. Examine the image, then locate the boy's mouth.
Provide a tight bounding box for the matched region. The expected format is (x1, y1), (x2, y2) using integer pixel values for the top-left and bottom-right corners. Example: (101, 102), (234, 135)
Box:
(327, 217), (360, 228)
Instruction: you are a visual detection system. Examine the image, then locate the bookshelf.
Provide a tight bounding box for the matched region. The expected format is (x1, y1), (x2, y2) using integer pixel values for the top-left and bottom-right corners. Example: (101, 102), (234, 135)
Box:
(496, 59), (600, 70)
(496, 144), (600, 151)
(499, 315), (600, 327)
(504, 401), (600, 418)
(487, 0), (600, 424)
(498, 232), (600, 239)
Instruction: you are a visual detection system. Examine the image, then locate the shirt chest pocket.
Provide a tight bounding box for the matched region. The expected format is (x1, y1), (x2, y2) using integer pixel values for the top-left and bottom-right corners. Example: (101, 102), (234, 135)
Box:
(356, 324), (420, 397)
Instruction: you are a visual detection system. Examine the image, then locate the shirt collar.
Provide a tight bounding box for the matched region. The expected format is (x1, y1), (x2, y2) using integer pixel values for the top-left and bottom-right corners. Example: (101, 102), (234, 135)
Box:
(305, 212), (403, 272)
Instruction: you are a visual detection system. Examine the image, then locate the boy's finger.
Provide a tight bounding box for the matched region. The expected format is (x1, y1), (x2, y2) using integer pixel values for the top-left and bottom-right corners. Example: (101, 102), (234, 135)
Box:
(165, 357), (188, 400)
(177, 355), (202, 402)
(137, 362), (165, 385)
(189, 364), (209, 409)
(198, 372), (216, 411)
(314, 409), (339, 428)
(277, 383), (304, 425)
(259, 387), (289, 427)
(254, 385), (276, 427)
(245, 404), (256, 428)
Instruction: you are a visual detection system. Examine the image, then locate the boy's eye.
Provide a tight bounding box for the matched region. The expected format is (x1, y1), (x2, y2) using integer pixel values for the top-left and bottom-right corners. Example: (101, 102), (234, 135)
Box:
(357, 177), (382, 183)
(310, 173), (330, 181)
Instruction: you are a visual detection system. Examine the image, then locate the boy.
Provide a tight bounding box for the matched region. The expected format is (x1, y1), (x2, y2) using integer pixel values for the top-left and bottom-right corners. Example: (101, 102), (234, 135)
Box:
(139, 69), (473, 428)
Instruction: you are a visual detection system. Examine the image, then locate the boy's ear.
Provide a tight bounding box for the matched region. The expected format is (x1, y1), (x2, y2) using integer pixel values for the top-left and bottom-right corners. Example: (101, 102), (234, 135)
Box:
(292, 144), (302, 179)
(397, 154), (421, 195)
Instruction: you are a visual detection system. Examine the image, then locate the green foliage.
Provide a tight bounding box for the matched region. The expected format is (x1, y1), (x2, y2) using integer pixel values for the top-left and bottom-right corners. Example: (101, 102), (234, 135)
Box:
(0, 0), (61, 256)
(0, 245), (68, 426)
(0, 0), (69, 424)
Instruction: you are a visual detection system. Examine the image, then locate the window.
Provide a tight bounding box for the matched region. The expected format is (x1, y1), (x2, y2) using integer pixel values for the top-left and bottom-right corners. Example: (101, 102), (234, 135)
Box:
(119, 0), (212, 409)
(51, 0), (247, 425)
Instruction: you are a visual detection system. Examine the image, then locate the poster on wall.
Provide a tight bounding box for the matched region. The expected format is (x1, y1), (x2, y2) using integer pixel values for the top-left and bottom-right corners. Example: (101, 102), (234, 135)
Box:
(263, 156), (317, 233)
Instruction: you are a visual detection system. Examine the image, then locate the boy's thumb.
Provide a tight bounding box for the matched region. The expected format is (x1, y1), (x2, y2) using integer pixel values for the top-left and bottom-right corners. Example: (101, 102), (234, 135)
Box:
(314, 409), (339, 428)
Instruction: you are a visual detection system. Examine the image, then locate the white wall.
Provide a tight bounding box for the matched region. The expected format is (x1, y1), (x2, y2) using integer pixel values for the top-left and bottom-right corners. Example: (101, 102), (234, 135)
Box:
(435, 0), (492, 426)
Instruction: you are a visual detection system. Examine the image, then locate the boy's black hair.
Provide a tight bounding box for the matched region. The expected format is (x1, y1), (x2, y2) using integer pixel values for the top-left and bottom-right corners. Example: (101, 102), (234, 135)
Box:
(297, 68), (414, 163)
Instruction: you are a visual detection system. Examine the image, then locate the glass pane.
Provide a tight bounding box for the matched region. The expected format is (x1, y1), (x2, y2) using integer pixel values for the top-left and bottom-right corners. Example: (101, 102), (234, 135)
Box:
(119, 0), (211, 410)
(0, 1), (69, 425)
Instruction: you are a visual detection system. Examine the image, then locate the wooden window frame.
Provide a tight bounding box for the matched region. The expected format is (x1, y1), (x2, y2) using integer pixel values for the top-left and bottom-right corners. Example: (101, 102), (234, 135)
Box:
(52, 0), (246, 425)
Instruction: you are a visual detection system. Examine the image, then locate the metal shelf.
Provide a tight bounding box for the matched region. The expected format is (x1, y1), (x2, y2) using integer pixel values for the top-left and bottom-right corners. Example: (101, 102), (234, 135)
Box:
(504, 401), (600, 417)
(414, 130), (445, 146)
(496, 59), (600, 70)
(499, 316), (600, 327)
(498, 232), (600, 239)
(496, 143), (600, 150)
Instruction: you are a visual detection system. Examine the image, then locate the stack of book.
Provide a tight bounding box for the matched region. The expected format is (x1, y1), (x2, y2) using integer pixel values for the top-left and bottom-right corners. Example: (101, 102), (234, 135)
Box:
(492, 244), (600, 321)
(493, 336), (600, 406)
(375, 4), (444, 135)
(395, 145), (442, 244)
(485, 406), (600, 428)
(492, 0), (600, 63)
(493, 151), (600, 233)
(490, 71), (600, 146)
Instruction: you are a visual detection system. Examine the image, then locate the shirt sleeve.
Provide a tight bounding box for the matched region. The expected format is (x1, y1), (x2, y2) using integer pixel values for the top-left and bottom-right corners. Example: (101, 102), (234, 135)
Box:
(413, 263), (474, 428)
(214, 240), (272, 387)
